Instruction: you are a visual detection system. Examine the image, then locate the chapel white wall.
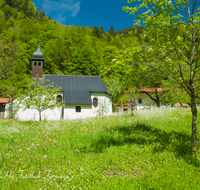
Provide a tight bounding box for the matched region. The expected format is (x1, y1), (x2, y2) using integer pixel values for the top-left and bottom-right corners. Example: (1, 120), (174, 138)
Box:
(5, 92), (112, 121)
(64, 92), (112, 120)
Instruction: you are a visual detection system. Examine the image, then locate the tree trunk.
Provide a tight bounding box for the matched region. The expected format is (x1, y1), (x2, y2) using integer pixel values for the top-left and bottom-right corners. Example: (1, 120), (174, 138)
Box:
(39, 110), (41, 121)
(155, 95), (160, 108)
(9, 98), (13, 119)
(156, 100), (160, 108)
(191, 88), (198, 153)
(155, 89), (160, 108)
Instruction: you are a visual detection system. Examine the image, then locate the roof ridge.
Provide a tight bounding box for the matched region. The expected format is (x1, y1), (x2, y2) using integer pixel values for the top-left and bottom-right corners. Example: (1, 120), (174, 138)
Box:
(43, 74), (100, 77)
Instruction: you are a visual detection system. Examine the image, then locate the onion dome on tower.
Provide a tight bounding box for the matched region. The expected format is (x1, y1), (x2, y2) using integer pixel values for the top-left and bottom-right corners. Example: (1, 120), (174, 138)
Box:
(32, 40), (44, 78)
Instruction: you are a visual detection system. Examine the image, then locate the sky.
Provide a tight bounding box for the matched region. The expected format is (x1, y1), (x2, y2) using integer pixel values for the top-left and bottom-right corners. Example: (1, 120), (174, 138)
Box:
(31, 0), (136, 33)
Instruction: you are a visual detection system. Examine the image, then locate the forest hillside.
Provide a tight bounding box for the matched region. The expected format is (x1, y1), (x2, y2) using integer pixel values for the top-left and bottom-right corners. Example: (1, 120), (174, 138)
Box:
(0, 0), (191, 106)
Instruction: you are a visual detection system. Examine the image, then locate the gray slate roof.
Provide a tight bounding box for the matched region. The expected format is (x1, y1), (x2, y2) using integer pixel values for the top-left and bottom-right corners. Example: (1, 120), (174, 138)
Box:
(43, 74), (108, 105)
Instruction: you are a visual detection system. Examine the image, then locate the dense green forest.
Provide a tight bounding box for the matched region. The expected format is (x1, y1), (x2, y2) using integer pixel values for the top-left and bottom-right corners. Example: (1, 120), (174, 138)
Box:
(0, 0), (191, 106)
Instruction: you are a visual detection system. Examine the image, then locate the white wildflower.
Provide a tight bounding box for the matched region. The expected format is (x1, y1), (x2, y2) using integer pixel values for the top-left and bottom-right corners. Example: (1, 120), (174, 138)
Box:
(44, 155), (47, 158)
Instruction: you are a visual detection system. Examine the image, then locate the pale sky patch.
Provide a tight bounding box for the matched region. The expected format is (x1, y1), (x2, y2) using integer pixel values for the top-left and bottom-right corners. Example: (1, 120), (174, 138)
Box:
(42, 0), (80, 22)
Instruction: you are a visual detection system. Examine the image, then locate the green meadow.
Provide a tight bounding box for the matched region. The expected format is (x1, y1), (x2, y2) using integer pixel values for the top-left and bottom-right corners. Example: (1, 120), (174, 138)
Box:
(0, 108), (200, 189)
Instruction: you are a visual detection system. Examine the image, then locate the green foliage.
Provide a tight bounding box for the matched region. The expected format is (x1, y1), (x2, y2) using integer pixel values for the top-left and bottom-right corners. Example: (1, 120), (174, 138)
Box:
(0, 10), (5, 33)
(100, 25), (106, 36)
(100, 46), (119, 79)
(0, 38), (29, 119)
(0, 0), (142, 88)
(123, 0), (200, 151)
(108, 25), (115, 36)
(92, 25), (101, 39)
(1, 4), (17, 20)
(2, 0), (45, 20)
(115, 26), (144, 38)
(107, 78), (122, 103)
(161, 80), (190, 106)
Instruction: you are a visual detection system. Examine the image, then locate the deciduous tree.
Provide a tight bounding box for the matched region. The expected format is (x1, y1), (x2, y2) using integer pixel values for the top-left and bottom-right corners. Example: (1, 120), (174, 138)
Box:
(20, 77), (62, 121)
(124, 0), (200, 152)
(0, 39), (28, 119)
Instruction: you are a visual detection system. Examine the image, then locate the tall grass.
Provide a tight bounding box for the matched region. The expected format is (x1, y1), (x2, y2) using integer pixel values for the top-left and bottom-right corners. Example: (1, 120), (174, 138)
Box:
(0, 107), (200, 189)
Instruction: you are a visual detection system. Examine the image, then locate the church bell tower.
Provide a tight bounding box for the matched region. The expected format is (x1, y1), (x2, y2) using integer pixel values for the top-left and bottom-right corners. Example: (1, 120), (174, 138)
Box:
(32, 40), (44, 78)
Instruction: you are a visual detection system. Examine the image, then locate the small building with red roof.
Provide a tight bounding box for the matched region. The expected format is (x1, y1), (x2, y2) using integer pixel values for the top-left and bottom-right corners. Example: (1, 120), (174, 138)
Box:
(114, 88), (167, 113)
(0, 98), (10, 119)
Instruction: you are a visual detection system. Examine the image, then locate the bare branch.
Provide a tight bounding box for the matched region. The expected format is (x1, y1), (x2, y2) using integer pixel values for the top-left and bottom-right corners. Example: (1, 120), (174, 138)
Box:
(143, 91), (157, 102)
(172, 42), (190, 65)
(178, 64), (190, 90)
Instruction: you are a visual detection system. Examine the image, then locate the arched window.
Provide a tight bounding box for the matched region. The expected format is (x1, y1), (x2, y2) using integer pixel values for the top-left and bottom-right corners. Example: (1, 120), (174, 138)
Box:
(56, 95), (62, 103)
(38, 62), (41, 66)
(34, 62), (37, 66)
(93, 98), (98, 108)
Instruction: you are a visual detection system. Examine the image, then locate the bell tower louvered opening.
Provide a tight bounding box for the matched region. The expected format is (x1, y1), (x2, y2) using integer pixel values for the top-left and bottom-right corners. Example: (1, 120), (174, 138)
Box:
(32, 40), (44, 78)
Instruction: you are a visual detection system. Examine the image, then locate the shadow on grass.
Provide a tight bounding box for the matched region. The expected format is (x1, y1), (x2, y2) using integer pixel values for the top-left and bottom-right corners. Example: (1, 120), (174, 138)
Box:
(80, 123), (200, 168)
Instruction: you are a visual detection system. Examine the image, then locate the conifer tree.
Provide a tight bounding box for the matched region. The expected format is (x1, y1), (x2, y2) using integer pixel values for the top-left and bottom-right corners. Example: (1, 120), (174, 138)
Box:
(108, 25), (115, 36)
(92, 25), (101, 39)
(5, 0), (12, 7)
(23, 0), (29, 17)
(39, 6), (43, 20)
(100, 26), (106, 36)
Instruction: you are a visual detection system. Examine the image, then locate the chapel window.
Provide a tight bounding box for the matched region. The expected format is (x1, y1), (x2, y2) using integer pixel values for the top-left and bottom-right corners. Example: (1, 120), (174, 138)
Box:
(76, 106), (81, 112)
(93, 98), (98, 108)
(38, 62), (41, 66)
(56, 95), (62, 103)
(34, 62), (37, 66)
